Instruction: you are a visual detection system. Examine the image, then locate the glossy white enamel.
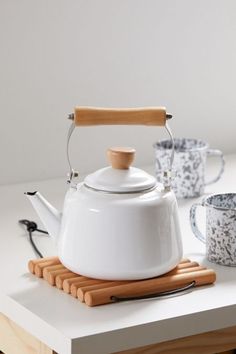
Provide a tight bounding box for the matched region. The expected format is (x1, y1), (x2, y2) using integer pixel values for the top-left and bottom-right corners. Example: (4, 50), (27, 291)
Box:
(25, 192), (61, 239)
(57, 183), (183, 280)
(26, 162), (183, 280)
(84, 166), (157, 192)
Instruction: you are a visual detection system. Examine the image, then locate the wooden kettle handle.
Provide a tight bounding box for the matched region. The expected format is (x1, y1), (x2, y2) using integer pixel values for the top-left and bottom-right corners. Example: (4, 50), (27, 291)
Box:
(73, 107), (169, 126)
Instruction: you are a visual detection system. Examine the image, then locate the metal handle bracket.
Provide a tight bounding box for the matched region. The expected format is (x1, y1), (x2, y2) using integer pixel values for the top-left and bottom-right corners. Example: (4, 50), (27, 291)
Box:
(66, 110), (175, 188)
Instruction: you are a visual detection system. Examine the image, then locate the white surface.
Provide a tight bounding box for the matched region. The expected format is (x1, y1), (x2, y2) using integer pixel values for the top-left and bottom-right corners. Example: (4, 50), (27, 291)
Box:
(0, 154), (236, 354)
(1, 0), (236, 184)
(84, 166), (156, 192)
(25, 191), (62, 241)
(27, 182), (182, 281)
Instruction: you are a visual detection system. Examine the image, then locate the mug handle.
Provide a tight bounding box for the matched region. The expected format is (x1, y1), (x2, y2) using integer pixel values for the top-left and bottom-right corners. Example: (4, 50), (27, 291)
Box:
(205, 149), (225, 186)
(190, 203), (206, 244)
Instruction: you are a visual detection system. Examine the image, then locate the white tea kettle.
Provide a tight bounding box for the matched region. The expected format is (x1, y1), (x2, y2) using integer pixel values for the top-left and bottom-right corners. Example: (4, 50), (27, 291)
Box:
(26, 107), (183, 280)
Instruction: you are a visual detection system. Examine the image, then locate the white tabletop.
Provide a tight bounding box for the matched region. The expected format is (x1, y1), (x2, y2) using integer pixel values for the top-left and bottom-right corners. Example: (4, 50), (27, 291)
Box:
(0, 154), (236, 354)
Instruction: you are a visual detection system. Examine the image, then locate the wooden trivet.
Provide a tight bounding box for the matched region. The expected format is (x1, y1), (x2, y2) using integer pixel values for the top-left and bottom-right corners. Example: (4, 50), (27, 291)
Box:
(28, 257), (216, 307)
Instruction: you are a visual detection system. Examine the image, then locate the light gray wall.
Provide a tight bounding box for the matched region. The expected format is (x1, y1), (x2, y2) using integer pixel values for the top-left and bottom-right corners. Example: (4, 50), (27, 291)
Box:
(1, 0), (236, 185)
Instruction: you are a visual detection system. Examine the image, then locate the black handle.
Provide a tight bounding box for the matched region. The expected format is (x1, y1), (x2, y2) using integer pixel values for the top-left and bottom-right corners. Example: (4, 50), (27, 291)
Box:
(111, 281), (196, 302)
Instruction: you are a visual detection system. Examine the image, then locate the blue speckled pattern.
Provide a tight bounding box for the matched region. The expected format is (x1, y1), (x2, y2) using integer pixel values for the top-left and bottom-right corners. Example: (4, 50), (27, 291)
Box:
(153, 138), (224, 198)
(190, 193), (236, 266)
(206, 194), (236, 266)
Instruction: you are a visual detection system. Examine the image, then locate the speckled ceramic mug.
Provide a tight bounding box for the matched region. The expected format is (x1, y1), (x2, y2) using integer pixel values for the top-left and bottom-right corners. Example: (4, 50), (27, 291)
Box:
(190, 193), (236, 266)
(153, 138), (225, 198)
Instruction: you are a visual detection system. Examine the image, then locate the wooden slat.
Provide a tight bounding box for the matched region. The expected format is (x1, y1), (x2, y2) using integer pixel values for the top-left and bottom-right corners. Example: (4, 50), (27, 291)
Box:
(85, 269), (216, 307)
(28, 257), (216, 307)
(114, 326), (236, 354)
(28, 257), (59, 275)
(0, 313), (54, 354)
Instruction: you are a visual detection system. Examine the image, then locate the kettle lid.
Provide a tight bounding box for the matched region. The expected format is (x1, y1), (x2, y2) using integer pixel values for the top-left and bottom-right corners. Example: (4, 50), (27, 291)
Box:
(84, 147), (156, 193)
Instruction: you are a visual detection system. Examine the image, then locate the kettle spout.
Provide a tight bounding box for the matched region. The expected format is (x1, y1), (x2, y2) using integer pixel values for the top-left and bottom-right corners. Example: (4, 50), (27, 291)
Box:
(25, 191), (61, 240)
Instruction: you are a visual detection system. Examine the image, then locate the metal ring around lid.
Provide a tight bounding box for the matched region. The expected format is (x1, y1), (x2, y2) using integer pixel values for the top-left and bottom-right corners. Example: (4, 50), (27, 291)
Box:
(83, 183), (158, 194)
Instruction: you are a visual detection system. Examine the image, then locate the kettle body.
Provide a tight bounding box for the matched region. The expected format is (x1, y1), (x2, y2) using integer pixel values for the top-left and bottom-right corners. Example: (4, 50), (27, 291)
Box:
(57, 183), (183, 280)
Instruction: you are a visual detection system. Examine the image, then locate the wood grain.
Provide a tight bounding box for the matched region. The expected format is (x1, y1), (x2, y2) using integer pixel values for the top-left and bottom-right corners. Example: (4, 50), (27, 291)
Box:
(77, 266), (205, 302)
(0, 312), (54, 354)
(114, 326), (236, 354)
(163, 265), (205, 276)
(71, 279), (107, 298)
(47, 268), (69, 286)
(62, 276), (87, 294)
(1, 310), (236, 354)
(28, 257), (59, 274)
(28, 257), (215, 308)
(34, 259), (61, 278)
(55, 272), (78, 290)
(73, 106), (167, 126)
(77, 281), (129, 302)
(43, 264), (66, 280)
(179, 258), (191, 264)
(107, 147), (135, 169)
(175, 261), (199, 270)
(85, 269), (216, 306)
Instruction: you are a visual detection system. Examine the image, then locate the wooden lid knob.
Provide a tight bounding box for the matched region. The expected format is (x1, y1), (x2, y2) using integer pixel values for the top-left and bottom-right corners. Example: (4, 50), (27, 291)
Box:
(107, 147), (135, 169)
